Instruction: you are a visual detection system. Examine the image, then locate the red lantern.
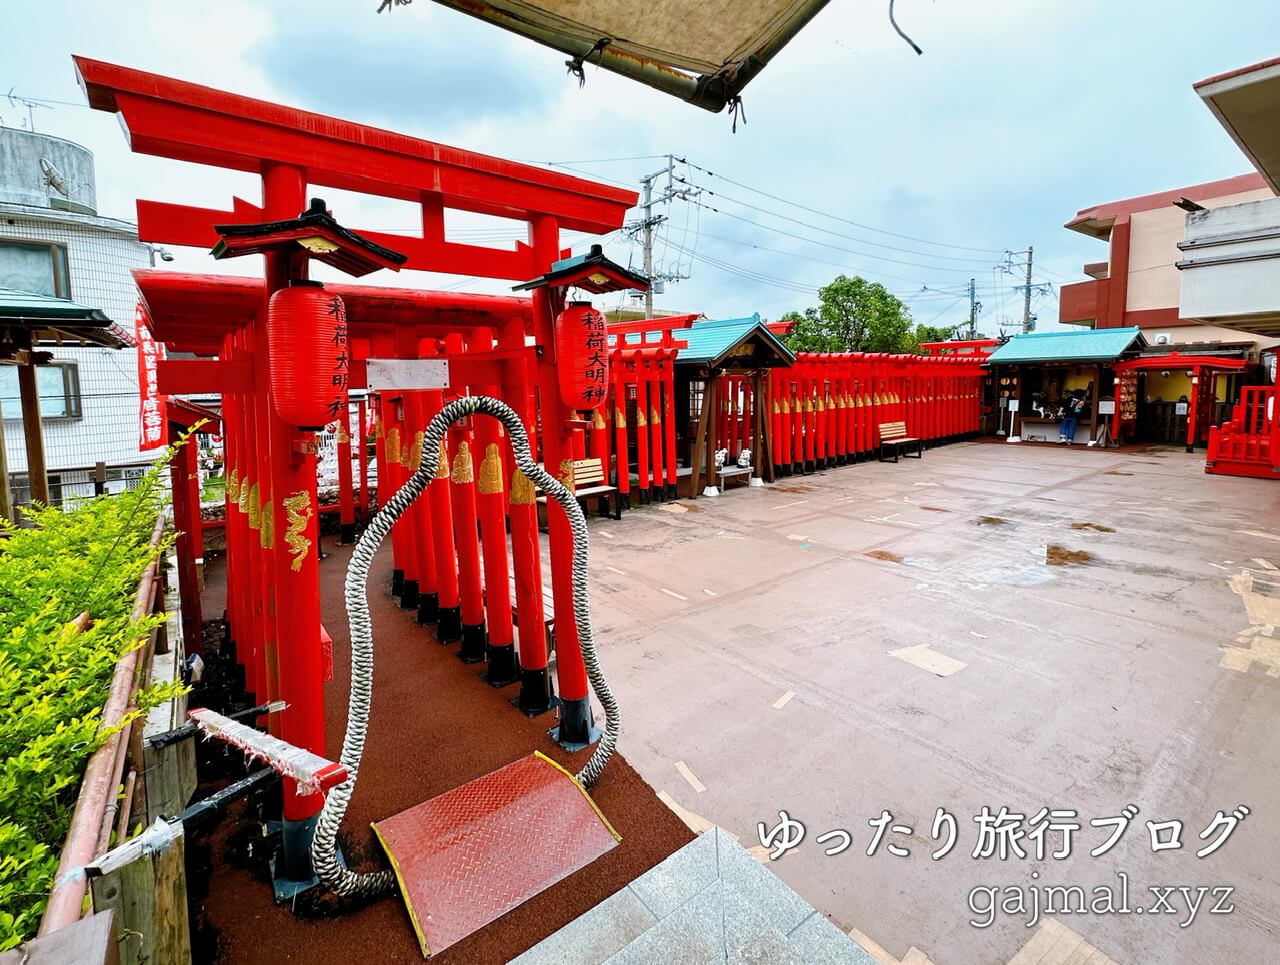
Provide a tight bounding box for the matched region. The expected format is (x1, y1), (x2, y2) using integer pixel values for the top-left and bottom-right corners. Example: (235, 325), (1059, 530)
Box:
(555, 301), (609, 410)
(268, 281), (349, 429)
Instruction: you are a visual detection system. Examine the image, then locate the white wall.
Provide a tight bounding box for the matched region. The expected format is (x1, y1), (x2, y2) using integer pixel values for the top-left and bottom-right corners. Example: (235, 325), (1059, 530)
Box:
(1126, 186), (1272, 313)
(1179, 196), (1280, 325)
(1, 208), (153, 480)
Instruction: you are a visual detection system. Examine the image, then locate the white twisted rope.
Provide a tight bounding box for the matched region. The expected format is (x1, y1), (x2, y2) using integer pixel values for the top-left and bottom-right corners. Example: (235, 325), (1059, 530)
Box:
(311, 396), (621, 898)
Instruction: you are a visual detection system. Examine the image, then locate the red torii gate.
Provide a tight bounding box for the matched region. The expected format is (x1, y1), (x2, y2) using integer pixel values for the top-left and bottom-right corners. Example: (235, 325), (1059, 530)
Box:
(604, 315), (696, 502)
(78, 56), (636, 888)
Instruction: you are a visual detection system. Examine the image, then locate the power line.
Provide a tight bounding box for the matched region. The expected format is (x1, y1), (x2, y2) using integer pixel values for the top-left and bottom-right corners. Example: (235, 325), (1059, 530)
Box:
(677, 176), (1000, 268)
(687, 225), (1007, 294)
(691, 193), (988, 273)
(681, 158), (1007, 255)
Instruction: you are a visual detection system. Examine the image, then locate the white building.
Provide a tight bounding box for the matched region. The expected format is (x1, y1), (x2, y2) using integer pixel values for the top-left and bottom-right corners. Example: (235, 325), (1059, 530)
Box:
(1, 126), (156, 506)
(1176, 58), (1280, 341)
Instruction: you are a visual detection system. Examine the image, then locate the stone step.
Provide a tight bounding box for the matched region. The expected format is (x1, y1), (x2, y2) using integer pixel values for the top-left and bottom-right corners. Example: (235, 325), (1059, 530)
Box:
(511, 826), (875, 965)
(1006, 920), (1119, 965)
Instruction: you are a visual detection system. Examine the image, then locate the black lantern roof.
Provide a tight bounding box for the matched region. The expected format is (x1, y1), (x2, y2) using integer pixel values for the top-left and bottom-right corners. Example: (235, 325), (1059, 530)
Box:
(513, 244), (649, 294)
(212, 198), (408, 277)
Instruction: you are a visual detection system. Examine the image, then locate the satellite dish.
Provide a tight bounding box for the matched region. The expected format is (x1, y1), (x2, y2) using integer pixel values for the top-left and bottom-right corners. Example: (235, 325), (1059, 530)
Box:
(39, 157), (68, 197)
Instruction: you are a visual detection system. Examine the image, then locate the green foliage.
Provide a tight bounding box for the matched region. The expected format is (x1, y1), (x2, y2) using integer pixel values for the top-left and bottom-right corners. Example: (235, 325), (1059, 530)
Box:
(913, 322), (960, 347)
(780, 275), (921, 353)
(0, 448), (183, 951)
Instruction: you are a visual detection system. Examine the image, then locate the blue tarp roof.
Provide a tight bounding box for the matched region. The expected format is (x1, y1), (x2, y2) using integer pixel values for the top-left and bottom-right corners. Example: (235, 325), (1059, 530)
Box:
(986, 326), (1146, 364)
(628, 313), (795, 366)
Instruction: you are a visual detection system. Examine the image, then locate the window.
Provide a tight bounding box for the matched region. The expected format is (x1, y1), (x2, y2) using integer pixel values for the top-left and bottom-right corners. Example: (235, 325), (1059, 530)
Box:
(0, 239), (70, 297)
(0, 361), (83, 420)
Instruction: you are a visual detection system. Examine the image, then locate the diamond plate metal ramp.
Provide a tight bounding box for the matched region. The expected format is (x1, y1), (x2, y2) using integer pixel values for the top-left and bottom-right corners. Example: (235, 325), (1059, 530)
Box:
(372, 751), (621, 958)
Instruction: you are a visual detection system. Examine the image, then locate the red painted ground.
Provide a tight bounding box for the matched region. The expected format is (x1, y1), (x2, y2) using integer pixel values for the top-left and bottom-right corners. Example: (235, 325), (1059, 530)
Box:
(193, 538), (692, 964)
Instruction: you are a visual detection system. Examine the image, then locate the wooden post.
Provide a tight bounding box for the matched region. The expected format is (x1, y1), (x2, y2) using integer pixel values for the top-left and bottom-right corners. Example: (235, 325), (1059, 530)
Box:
(88, 821), (190, 965)
(0, 394), (11, 522)
(702, 374), (720, 496)
(17, 345), (50, 507)
(1090, 365), (1101, 444)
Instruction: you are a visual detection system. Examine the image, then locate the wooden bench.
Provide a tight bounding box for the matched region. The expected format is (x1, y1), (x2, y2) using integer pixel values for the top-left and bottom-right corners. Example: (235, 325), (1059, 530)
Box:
(536, 456), (621, 526)
(878, 421), (923, 463)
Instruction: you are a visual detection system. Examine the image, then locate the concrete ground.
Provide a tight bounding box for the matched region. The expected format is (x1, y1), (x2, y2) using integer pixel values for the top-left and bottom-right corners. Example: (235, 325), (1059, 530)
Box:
(576, 441), (1280, 965)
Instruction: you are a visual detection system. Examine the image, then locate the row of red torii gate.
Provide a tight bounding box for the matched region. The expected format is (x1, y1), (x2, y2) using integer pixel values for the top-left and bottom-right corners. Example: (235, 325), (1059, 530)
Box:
(80, 55), (985, 885)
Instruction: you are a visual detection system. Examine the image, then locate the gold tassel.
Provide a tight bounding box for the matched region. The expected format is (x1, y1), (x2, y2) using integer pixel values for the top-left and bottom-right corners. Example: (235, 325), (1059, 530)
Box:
(410, 431), (423, 472)
(435, 440), (449, 479)
(260, 499), (274, 549)
(592, 408), (606, 429)
(247, 482), (261, 529)
(615, 406), (627, 428)
(650, 406), (661, 425)
(510, 468), (536, 505)
(386, 427), (401, 465)
(635, 408), (647, 427)
(227, 468), (240, 504)
(451, 440), (474, 484)
(559, 458), (576, 489)
(478, 443), (504, 495)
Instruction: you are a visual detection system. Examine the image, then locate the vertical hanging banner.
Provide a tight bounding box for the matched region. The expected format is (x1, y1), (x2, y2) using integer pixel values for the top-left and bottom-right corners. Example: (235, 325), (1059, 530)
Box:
(135, 302), (168, 451)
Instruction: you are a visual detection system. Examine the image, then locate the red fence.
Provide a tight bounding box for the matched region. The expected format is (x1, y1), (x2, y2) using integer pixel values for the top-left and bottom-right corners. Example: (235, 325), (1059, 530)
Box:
(1207, 386), (1276, 479)
(768, 352), (984, 472)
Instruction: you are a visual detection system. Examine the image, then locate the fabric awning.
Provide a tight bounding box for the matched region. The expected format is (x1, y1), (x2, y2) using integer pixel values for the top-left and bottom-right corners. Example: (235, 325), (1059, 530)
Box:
(424, 0), (832, 112)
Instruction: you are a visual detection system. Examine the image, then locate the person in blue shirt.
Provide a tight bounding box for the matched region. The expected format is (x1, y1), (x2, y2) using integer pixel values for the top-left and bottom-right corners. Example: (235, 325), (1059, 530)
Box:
(1058, 391), (1088, 444)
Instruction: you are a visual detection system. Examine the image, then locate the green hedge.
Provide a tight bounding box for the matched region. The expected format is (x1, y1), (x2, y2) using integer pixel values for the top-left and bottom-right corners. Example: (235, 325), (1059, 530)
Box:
(0, 454), (185, 950)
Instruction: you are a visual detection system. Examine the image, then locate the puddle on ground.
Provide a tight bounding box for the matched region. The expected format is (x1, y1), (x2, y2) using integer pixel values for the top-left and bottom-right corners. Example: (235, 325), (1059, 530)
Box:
(659, 502), (701, 513)
(865, 550), (903, 563)
(976, 515), (1009, 526)
(1046, 544), (1092, 566)
(1104, 470), (1134, 476)
(1071, 522), (1115, 533)
(769, 486), (817, 494)
(920, 505), (951, 513)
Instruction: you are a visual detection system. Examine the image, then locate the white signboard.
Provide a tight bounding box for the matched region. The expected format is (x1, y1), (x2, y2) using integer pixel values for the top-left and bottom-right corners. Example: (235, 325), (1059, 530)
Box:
(1175, 402), (1189, 416)
(1007, 398), (1020, 412)
(1098, 400), (1116, 415)
(365, 358), (451, 390)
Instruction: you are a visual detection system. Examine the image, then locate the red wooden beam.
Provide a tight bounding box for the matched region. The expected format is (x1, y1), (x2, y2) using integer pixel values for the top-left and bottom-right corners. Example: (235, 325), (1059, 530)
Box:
(74, 57), (637, 238)
(158, 358), (253, 395)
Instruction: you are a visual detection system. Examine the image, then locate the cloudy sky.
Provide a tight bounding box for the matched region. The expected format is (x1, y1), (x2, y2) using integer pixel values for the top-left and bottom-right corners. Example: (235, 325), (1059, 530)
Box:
(4, 0), (1279, 333)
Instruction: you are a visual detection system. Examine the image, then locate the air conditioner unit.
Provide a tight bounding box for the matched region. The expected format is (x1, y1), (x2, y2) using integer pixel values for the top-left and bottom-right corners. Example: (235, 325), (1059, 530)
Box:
(1154, 332), (1172, 345)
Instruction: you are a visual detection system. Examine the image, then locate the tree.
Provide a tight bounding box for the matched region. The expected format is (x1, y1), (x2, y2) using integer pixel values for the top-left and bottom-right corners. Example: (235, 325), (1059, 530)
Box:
(780, 275), (918, 353)
(912, 321), (960, 347)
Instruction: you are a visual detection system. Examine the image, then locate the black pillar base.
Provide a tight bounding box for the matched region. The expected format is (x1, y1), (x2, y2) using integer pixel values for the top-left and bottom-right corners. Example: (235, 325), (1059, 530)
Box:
(417, 592), (439, 626)
(551, 696), (601, 751)
(391, 568), (404, 597)
(1186, 444), (1195, 453)
(400, 579), (419, 610)
(459, 623), (487, 663)
(621, 492), (632, 511)
(436, 605), (462, 644)
(666, 483), (678, 500)
(339, 522), (356, 545)
(485, 643), (520, 687)
(271, 814), (319, 902)
(514, 667), (557, 717)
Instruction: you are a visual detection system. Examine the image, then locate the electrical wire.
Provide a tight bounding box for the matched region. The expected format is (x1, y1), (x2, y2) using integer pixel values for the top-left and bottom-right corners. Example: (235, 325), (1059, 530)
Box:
(681, 158), (1006, 255)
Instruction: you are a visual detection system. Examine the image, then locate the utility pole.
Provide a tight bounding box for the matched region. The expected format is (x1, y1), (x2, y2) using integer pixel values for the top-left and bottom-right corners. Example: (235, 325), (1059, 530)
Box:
(967, 278), (980, 339)
(636, 154), (698, 319)
(1006, 246), (1046, 334)
(1022, 244), (1034, 334)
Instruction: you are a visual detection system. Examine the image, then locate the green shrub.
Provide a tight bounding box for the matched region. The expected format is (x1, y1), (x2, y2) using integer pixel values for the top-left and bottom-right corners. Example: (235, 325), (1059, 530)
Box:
(0, 445), (187, 950)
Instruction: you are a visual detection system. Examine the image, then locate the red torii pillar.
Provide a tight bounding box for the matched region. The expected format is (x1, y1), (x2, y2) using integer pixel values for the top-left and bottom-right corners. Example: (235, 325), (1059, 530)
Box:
(529, 215), (596, 748)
